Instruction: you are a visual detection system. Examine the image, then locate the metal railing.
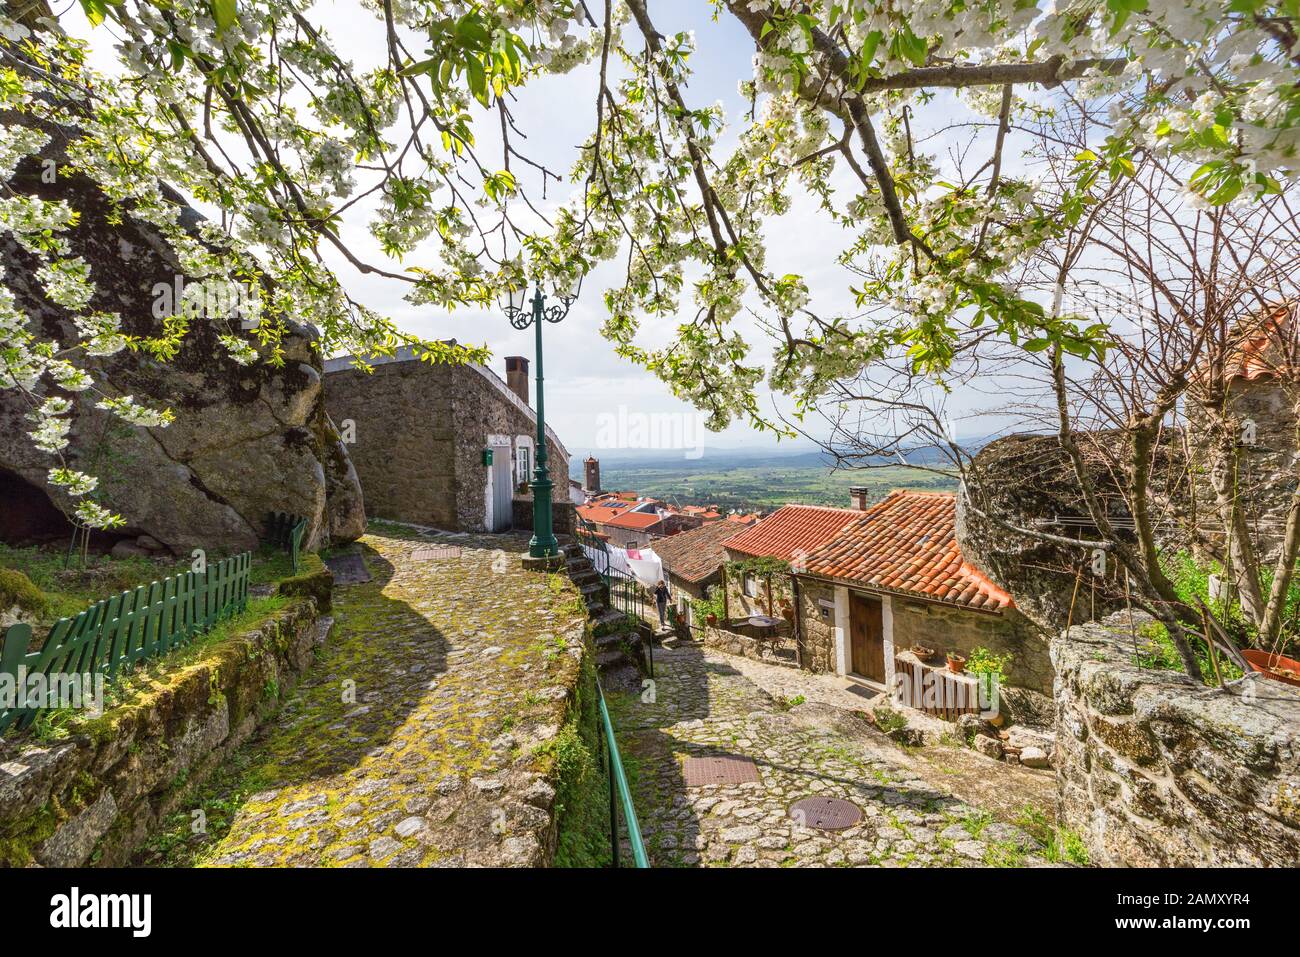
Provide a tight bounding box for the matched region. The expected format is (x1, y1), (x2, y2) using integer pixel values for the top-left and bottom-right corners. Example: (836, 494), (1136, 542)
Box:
(576, 515), (648, 623)
(597, 681), (648, 868)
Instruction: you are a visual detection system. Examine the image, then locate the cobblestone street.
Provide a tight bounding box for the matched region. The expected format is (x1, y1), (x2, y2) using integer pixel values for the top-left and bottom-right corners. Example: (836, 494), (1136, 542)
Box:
(141, 524), (588, 867)
(608, 643), (1057, 867)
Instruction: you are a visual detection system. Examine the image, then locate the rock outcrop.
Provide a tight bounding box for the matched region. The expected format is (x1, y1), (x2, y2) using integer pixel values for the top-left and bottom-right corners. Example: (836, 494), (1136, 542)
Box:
(958, 432), (1191, 634)
(1053, 610), (1300, 866)
(0, 113), (364, 553)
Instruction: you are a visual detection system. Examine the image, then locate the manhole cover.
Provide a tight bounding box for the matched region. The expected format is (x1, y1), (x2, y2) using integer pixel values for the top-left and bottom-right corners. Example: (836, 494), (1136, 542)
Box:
(788, 797), (863, 830)
(412, 546), (462, 560)
(324, 553), (371, 585)
(682, 755), (761, 787)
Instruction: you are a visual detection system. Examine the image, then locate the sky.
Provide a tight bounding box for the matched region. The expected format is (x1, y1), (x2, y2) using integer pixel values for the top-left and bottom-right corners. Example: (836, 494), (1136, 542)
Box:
(56, 1), (1025, 460)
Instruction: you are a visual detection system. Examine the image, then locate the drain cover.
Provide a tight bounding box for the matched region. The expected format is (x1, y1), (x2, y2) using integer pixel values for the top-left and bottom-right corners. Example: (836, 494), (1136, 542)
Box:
(324, 553), (371, 585)
(788, 797), (863, 830)
(412, 546), (462, 560)
(682, 755), (761, 787)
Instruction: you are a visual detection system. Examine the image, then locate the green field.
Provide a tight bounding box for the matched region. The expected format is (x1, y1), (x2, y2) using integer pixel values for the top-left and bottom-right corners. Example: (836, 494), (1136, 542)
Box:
(591, 462), (957, 512)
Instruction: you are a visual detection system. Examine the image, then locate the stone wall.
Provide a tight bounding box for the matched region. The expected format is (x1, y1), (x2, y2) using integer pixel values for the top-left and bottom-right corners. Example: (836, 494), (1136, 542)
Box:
(1053, 611), (1300, 866)
(1187, 377), (1298, 564)
(725, 568), (793, 622)
(323, 351), (568, 532)
(796, 578), (837, 674)
(511, 498), (575, 536)
(697, 623), (798, 669)
(891, 600), (1053, 696)
(0, 568), (330, 867)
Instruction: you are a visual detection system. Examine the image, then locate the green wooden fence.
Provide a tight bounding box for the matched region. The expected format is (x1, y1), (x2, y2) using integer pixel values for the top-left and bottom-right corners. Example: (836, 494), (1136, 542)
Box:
(267, 512), (308, 573)
(0, 552), (251, 733)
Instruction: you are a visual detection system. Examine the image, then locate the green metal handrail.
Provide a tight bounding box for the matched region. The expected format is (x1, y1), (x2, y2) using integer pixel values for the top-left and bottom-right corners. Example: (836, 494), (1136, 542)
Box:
(597, 682), (648, 868)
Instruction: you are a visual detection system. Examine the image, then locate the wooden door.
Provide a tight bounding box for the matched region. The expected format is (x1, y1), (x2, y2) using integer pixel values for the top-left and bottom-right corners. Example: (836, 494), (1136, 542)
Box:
(491, 449), (514, 531)
(849, 593), (885, 682)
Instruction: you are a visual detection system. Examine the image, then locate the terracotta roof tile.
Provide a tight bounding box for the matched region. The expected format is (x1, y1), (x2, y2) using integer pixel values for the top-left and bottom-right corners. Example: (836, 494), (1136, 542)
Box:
(653, 521), (744, 584)
(799, 490), (1013, 612)
(1222, 302), (1298, 382)
(578, 501), (665, 531)
(722, 504), (862, 562)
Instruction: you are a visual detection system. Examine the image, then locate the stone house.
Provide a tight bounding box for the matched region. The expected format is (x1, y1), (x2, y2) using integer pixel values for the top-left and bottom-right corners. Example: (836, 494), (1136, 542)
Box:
(323, 348), (569, 533)
(1186, 302), (1299, 563)
(651, 520), (743, 626)
(794, 490), (1051, 697)
(721, 503), (865, 634)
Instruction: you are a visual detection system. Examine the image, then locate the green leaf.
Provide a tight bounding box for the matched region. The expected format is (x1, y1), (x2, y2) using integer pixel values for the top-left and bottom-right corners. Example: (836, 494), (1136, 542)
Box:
(210, 0), (236, 32)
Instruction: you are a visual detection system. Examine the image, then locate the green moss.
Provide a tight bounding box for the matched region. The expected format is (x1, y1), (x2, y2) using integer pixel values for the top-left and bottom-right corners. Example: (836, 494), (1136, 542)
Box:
(0, 566), (45, 616)
(275, 552), (332, 612)
(552, 650), (612, 868)
(0, 802), (61, 867)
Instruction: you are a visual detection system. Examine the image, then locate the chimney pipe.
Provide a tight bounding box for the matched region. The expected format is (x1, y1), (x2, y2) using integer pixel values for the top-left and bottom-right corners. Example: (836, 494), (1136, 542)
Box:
(849, 486), (870, 511)
(505, 356), (529, 406)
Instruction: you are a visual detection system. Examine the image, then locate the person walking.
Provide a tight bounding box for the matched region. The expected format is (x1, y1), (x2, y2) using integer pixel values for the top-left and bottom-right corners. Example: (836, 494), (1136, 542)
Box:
(653, 579), (671, 628)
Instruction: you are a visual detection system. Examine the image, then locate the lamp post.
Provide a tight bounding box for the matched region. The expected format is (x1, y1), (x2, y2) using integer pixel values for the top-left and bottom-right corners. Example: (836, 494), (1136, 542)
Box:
(504, 279), (577, 567)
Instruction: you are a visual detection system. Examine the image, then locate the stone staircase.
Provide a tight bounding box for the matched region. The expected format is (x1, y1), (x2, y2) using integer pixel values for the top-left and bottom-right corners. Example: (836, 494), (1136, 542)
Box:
(560, 540), (651, 688)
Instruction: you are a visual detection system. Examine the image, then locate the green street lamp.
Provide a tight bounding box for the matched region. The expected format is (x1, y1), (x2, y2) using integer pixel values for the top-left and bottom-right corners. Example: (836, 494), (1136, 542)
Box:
(504, 278), (578, 567)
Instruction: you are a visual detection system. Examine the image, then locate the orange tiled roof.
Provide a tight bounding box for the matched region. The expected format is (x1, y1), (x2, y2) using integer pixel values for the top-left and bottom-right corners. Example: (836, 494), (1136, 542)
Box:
(1223, 302), (1297, 382)
(722, 504), (862, 562)
(653, 521), (744, 584)
(601, 511), (664, 531)
(578, 501), (666, 531)
(800, 490), (1013, 612)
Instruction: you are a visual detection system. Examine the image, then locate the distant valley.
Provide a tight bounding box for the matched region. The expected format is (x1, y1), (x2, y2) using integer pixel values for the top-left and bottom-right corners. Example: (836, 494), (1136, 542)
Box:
(570, 445), (960, 512)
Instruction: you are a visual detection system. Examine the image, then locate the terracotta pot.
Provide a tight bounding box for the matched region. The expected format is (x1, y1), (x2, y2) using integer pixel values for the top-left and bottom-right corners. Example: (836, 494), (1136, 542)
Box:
(946, 653), (967, 674)
(1242, 649), (1300, 688)
(706, 613), (718, 626)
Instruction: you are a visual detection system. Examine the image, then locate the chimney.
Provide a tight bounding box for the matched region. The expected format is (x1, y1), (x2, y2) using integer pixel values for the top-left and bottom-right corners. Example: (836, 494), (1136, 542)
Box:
(584, 456), (601, 493)
(505, 356), (529, 405)
(849, 486), (870, 511)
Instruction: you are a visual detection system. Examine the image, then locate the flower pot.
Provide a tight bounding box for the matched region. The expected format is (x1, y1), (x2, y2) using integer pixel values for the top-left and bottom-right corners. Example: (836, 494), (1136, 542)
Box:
(911, 644), (936, 662)
(946, 653), (967, 674)
(706, 613), (718, 626)
(1242, 649), (1300, 688)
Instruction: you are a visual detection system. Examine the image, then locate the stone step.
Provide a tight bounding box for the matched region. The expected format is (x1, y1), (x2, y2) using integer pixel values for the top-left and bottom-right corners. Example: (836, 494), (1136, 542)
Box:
(592, 608), (630, 637)
(595, 648), (631, 671)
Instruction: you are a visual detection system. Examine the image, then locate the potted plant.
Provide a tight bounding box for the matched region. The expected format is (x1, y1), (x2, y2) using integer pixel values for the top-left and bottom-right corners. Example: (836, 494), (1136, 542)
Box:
(946, 651), (967, 674)
(1242, 649), (1300, 688)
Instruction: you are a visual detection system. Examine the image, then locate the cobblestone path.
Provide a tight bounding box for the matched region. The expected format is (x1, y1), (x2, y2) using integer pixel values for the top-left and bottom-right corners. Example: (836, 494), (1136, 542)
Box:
(141, 524), (587, 867)
(608, 644), (1056, 867)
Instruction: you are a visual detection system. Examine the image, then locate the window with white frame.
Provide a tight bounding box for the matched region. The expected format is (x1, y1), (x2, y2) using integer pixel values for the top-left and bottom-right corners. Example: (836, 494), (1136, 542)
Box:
(515, 439), (531, 485)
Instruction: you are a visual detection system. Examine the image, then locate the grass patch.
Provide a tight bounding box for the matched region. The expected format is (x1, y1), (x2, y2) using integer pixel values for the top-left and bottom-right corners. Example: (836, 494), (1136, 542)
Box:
(1014, 804), (1090, 866)
(0, 541), (301, 637)
(552, 651), (614, 868)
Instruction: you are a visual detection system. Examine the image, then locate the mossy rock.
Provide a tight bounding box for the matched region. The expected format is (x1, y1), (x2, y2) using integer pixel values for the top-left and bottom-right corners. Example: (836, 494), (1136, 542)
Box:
(275, 553), (333, 613)
(0, 566), (45, 623)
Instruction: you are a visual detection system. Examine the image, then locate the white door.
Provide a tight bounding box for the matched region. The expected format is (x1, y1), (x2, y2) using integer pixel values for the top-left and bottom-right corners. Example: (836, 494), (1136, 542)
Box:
(491, 451), (514, 531)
